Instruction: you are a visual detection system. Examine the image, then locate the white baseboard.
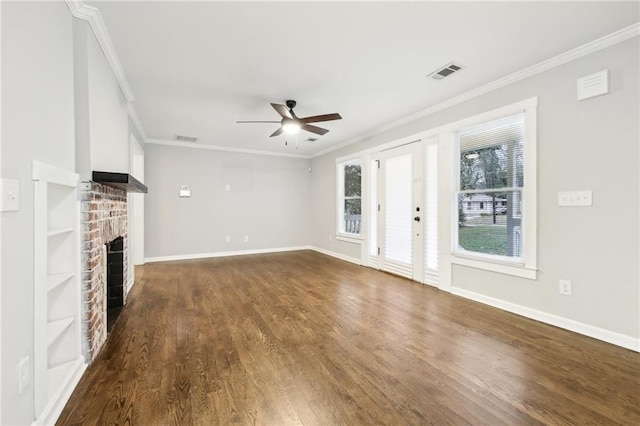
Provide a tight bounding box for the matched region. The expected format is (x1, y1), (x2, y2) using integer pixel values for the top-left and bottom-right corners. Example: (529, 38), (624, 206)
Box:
(452, 287), (640, 352)
(33, 357), (87, 426)
(144, 246), (313, 263)
(310, 246), (362, 266)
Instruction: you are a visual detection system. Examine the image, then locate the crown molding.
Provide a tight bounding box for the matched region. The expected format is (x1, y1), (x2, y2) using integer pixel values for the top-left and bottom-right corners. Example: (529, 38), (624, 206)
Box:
(312, 22), (640, 159)
(65, 0), (135, 102)
(127, 103), (147, 141)
(146, 138), (311, 159)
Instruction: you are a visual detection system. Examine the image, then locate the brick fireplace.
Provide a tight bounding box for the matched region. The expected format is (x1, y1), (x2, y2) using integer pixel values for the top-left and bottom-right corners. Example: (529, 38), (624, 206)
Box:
(80, 182), (129, 362)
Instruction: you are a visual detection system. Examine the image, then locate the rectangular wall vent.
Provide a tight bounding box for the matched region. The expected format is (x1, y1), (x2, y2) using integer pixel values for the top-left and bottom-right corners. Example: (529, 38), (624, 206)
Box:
(577, 69), (609, 101)
(428, 62), (464, 80)
(176, 135), (198, 142)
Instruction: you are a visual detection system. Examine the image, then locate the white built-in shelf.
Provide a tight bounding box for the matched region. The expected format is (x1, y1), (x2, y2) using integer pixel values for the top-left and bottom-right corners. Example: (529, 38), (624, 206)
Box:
(34, 161), (85, 424)
(47, 358), (80, 404)
(47, 227), (74, 238)
(47, 273), (74, 293)
(47, 317), (74, 346)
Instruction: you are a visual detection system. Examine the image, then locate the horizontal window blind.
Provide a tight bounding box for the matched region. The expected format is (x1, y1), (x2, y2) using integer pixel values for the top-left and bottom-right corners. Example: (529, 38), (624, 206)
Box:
(457, 113), (525, 260)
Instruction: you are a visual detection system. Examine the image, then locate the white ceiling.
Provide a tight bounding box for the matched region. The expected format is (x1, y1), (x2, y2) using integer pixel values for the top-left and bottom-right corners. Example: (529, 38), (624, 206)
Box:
(90, 1), (639, 157)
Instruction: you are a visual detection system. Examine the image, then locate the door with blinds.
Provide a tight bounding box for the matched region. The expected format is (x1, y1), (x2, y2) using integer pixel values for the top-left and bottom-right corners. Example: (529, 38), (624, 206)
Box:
(373, 142), (424, 280)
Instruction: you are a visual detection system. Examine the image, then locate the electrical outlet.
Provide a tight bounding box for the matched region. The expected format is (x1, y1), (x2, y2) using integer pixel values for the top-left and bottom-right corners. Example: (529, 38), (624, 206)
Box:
(18, 356), (30, 394)
(244, 235), (249, 242)
(225, 235), (231, 243)
(225, 184), (231, 192)
(559, 279), (572, 296)
(0, 178), (20, 212)
(329, 235), (333, 242)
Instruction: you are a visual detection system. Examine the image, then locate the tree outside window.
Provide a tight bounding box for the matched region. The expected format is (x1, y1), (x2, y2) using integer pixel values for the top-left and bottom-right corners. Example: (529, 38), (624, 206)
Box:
(338, 160), (362, 235)
(457, 114), (525, 259)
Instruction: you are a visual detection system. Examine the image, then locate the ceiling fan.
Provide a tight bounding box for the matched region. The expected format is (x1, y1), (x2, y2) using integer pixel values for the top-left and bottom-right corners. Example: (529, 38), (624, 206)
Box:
(237, 100), (342, 137)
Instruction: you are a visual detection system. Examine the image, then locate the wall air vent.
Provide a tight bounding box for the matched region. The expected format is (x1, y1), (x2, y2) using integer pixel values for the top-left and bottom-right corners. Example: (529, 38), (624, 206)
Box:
(577, 69), (609, 101)
(175, 135), (198, 142)
(428, 62), (464, 80)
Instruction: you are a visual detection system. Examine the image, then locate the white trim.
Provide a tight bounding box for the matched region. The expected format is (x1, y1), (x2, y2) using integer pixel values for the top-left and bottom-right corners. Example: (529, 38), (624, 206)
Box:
(450, 99), (538, 278)
(452, 256), (536, 280)
(311, 23), (639, 159)
(127, 102), (147, 141)
(33, 357), (87, 426)
(65, 1), (134, 102)
(0, 1), (3, 420)
(66, 1), (149, 146)
(145, 138), (310, 159)
(310, 246), (362, 266)
(144, 245), (364, 267)
(144, 246), (313, 263)
(126, 276), (135, 295)
(335, 234), (363, 244)
(335, 156), (363, 237)
(32, 161), (79, 187)
(451, 288), (640, 352)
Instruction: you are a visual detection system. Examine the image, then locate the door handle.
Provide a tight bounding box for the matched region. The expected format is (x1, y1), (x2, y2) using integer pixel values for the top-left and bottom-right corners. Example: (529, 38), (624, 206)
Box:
(414, 216), (421, 222)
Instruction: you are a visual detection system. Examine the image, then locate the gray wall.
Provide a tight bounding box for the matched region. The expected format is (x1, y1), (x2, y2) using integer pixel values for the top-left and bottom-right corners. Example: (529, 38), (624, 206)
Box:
(311, 39), (639, 340)
(74, 19), (131, 181)
(1, 2), (76, 423)
(144, 144), (311, 259)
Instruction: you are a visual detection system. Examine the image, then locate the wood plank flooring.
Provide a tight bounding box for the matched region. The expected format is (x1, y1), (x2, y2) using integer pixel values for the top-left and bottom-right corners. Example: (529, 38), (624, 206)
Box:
(57, 250), (640, 425)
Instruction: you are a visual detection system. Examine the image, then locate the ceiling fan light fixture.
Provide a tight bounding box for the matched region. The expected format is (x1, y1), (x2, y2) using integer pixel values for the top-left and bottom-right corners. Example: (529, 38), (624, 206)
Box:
(282, 119), (301, 134)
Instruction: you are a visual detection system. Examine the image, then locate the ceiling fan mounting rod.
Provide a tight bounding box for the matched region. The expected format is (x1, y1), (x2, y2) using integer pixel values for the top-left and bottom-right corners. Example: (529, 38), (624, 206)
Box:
(286, 99), (297, 110)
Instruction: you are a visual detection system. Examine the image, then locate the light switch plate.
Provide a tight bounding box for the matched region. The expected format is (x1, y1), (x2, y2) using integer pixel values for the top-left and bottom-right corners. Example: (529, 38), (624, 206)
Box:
(179, 185), (191, 198)
(558, 190), (592, 207)
(0, 178), (20, 212)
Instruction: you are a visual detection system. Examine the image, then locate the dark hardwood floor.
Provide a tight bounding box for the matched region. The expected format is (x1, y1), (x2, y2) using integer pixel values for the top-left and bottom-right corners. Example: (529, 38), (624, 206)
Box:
(58, 250), (640, 425)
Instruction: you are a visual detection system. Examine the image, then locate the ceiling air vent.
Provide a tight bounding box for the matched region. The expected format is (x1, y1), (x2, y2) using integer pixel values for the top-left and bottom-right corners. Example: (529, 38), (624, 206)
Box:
(175, 135), (198, 143)
(428, 62), (464, 80)
(306, 137), (319, 142)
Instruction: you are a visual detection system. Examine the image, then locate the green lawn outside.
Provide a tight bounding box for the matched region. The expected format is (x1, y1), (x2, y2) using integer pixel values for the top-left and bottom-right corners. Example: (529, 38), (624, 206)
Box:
(458, 226), (507, 256)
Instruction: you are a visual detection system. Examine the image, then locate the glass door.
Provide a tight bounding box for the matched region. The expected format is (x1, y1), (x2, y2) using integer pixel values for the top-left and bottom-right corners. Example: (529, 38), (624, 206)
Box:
(375, 142), (423, 280)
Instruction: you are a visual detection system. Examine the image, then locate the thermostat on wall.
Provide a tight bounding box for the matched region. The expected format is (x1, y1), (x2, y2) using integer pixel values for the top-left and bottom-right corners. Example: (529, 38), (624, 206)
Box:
(179, 185), (191, 198)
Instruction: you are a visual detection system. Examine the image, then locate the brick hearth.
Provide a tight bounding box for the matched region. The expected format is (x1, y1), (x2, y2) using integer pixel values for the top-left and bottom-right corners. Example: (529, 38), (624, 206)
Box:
(80, 182), (129, 362)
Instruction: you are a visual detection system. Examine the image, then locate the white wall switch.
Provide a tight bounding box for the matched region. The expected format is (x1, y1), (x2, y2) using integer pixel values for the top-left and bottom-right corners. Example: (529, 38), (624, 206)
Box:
(179, 185), (191, 198)
(18, 356), (30, 394)
(558, 190), (592, 207)
(244, 235), (249, 242)
(559, 280), (572, 296)
(225, 235), (231, 243)
(225, 184), (231, 192)
(0, 178), (20, 212)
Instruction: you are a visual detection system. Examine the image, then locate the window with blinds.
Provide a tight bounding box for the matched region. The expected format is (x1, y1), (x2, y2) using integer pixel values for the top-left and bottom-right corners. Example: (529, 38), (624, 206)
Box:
(337, 159), (362, 236)
(456, 113), (525, 260)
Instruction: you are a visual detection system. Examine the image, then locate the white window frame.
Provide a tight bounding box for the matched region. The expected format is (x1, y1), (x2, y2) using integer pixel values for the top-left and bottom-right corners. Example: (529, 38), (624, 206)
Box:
(336, 157), (363, 241)
(450, 98), (538, 279)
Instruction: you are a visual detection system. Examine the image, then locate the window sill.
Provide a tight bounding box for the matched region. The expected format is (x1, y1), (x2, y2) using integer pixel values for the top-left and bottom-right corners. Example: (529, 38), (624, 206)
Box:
(452, 252), (537, 280)
(336, 234), (363, 244)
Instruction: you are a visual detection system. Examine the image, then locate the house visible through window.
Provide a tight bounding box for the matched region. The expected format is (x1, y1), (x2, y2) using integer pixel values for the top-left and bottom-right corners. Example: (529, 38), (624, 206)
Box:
(456, 113), (525, 260)
(337, 159), (362, 236)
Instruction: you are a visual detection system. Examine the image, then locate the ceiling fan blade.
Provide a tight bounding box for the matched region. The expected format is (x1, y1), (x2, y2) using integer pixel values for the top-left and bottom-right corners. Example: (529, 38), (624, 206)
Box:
(237, 120), (281, 123)
(302, 124), (329, 136)
(301, 113), (342, 124)
(271, 103), (292, 119)
(270, 127), (284, 137)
